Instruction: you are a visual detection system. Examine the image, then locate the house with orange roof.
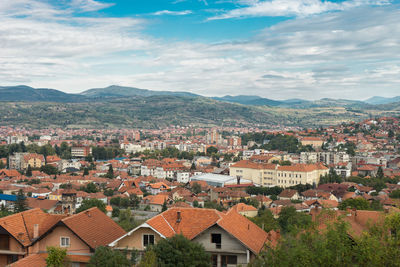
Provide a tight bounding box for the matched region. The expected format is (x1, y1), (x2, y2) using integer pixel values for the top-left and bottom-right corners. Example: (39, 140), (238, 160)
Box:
(7, 207), (125, 267)
(146, 182), (170, 195)
(142, 195), (170, 212)
(109, 207), (278, 266)
(231, 203), (258, 217)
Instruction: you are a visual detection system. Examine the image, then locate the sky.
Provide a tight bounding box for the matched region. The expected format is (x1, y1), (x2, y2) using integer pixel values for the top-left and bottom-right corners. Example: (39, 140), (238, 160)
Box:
(1, 0), (400, 100)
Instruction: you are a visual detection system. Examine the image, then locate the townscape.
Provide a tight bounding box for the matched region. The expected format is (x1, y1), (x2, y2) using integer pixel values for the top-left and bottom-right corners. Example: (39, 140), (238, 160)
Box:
(0, 116), (399, 266)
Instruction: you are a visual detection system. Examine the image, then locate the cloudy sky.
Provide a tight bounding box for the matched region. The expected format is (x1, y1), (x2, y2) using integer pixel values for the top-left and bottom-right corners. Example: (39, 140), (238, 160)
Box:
(1, 0), (399, 100)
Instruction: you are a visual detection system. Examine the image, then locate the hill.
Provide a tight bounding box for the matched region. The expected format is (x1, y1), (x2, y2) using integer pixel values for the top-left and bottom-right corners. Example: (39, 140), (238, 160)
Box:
(0, 86), (84, 102)
(0, 95), (398, 129)
(365, 96), (400, 105)
(80, 85), (198, 98)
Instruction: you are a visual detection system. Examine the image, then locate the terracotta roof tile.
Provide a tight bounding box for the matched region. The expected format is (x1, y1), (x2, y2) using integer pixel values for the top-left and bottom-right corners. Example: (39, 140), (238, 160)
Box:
(61, 207), (126, 249)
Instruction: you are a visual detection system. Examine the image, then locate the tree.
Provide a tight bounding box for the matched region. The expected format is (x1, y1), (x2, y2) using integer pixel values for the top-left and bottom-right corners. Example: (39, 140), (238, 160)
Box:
(76, 199), (106, 213)
(390, 189), (400, 199)
(88, 246), (130, 267)
(26, 164), (32, 177)
(106, 165), (114, 179)
(162, 201), (168, 212)
(46, 246), (68, 267)
(15, 189), (27, 213)
(0, 160), (5, 169)
(377, 166), (384, 179)
(339, 198), (370, 211)
(83, 167), (89, 176)
(151, 234), (210, 267)
(84, 182), (99, 193)
(112, 207), (120, 218)
(278, 206), (311, 233)
(190, 162), (196, 170)
(118, 209), (137, 231)
(206, 146), (218, 155)
(250, 209), (279, 232)
(40, 164), (58, 175)
(192, 182), (202, 194)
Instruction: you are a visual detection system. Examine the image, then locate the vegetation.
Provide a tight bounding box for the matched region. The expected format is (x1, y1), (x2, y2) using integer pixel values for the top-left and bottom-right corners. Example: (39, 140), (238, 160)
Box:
(250, 212), (400, 267)
(15, 189), (27, 213)
(143, 234), (210, 267)
(46, 246), (68, 267)
(76, 199), (106, 213)
(88, 246), (130, 267)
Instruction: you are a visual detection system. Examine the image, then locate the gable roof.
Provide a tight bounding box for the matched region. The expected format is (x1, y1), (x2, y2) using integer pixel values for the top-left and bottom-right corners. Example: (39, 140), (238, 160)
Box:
(0, 208), (65, 247)
(118, 207), (268, 254)
(61, 207), (126, 249)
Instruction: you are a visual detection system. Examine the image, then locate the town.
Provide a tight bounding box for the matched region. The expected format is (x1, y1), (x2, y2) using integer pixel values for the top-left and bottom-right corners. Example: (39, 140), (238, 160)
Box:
(0, 116), (398, 266)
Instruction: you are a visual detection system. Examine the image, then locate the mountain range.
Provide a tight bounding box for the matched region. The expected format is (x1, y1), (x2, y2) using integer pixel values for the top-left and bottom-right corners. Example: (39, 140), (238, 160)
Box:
(1, 85), (400, 108)
(0, 85), (399, 128)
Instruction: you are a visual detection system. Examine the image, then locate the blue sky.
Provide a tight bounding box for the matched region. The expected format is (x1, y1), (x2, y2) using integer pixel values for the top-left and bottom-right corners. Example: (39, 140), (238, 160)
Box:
(1, 0), (399, 99)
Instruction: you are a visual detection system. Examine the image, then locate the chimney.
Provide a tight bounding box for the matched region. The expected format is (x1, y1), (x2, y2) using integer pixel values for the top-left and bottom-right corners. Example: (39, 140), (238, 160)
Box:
(33, 224), (39, 239)
(177, 211), (181, 223)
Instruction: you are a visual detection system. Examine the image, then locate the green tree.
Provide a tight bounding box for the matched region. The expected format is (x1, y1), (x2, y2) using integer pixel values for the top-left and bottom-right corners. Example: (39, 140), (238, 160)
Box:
(206, 146), (218, 155)
(15, 189), (27, 213)
(162, 201), (168, 212)
(192, 182), (202, 194)
(390, 189), (400, 199)
(339, 198), (370, 211)
(152, 234), (210, 267)
(106, 165), (114, 179)
(46, 246), (68, 267)
(112, 207), (120, 218)
(118, 209), (137, 231)
(88, 246), (130, 267)
(278, 206), (312, 233)
(84, 183), (99, 193)
(76, 199), (106, 213)
(83, 167), (89, 176)
(250, 209), (279, 232)
(377, 166), (384, 179)
(40, 164), (58, 175)
(26, 164), (32, 177)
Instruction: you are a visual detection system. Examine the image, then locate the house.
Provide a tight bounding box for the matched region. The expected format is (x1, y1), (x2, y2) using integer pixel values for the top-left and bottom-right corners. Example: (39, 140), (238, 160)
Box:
(231, 203), (258, 218)
(109, 207), (278, 267)
(5, 207), (125, 267)
(146, 182), (170, 195)
(142, 195), (170, 212)
(278, 189), (300, 200)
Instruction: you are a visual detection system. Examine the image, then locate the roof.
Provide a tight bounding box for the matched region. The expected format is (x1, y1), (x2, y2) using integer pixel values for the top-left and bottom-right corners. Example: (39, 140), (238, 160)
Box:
(9, 253), (46, 267)
(232, 203), (257, 212)
(10, 253), (91, 267)
(133, 207), (268, 254)
(61, 207), (126, 249)
(0, 209), (65, 247)
(26, 198), (58, 210)
(279, 189), (298, 198)
(0, 193), (17, 201)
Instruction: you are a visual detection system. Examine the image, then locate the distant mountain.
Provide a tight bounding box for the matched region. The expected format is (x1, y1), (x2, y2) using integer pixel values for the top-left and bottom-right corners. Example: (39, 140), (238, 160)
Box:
(212, 95), (282, 106)
(80, 85), (199, 98)
(365, 96), (400, 105)
(0, 85), (84, 102)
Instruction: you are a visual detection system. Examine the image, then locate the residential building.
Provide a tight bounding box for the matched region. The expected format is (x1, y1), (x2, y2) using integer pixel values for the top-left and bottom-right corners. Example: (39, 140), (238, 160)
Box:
(109, 207), (278, 267)
(71, 146), (92, 158)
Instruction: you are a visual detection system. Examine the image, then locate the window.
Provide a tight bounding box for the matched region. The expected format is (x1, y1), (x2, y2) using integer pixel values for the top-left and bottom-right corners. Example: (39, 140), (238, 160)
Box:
(143, 234), (155, 247)
(60, 237), (70, 247)
(211, 233), (221, 249)
(221, 255), (237, 266)
(0, 235), (9, 250)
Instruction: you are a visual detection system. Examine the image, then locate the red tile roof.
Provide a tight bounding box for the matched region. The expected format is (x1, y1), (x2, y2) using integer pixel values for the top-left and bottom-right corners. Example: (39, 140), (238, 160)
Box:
(61, 207), (126, 249)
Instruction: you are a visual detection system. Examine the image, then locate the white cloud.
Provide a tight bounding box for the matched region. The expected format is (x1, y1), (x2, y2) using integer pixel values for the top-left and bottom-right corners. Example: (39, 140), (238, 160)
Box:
(69, 0), (114, 12)
(1, 0), (400, 100)
(152, 10), (193, 16)
(208, 0), (392, 20)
